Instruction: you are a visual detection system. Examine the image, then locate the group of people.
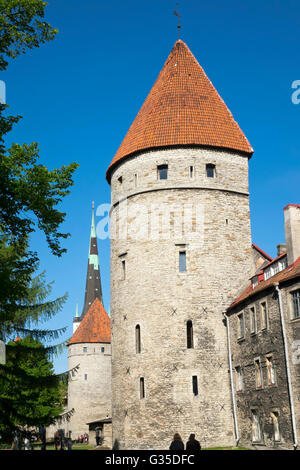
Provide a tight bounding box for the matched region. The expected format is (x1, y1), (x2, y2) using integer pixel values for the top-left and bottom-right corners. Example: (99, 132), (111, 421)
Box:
(169, 433), (201, 451)
(75, 432), (89, 444)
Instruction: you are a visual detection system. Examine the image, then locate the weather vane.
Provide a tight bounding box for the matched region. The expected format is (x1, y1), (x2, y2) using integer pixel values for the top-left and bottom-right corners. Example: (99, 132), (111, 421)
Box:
(174, 3), (181, 40)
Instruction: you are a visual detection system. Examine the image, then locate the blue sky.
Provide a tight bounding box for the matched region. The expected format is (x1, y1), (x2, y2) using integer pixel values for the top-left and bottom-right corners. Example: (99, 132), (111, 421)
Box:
(1, 0), (300, 373)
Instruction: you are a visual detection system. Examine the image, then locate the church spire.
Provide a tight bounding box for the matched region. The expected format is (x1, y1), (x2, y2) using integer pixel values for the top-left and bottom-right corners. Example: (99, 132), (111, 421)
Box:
(81, 202), (103, 320)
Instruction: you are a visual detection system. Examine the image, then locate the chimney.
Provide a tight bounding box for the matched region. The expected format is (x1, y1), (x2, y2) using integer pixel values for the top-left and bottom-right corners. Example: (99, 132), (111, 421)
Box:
(284, 204), (300, 265)
(277, 244), (287, 256)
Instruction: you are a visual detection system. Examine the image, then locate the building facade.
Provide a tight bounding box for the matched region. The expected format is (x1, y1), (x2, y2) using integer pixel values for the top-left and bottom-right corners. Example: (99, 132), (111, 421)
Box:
(226, 204), (300, 449)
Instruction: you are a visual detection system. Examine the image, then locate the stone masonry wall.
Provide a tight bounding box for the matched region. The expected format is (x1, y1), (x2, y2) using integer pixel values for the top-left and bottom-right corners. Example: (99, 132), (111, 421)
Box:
(109, 147), (254, 450)
(67, 342), (112, 439)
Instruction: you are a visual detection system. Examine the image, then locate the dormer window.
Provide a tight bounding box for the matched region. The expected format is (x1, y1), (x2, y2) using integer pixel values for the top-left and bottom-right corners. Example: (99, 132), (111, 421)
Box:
(206, 164), (215, 178)
(157, 164), (168, 180)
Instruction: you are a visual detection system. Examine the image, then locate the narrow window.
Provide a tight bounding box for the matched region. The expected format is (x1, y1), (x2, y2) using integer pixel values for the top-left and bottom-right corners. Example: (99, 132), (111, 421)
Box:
(235, 366), (243, 392)
(206, 164), (215, 178)
(118, 175), (123, 185)
(192, 376), (198, 396)
(266, 356), (276, 385)
(84, 374), (88, 381)
(255, 359), (263, 388)
(187, 320), (194, 349)
(251, 409), (262, 442)
(291, 290), (300, 319)
(250, 307), (257, 334)
(122, 259), (126, 280)
(157, 164), (168, 180)
(140, 377), (145, 399)
(83, 347), (87, 353)
(134, 173), (138, 187)
(261, 302), (268, 329)
(271, 412), (280, 441)
(101, 347), (105, 353)
(179, 251), (186, 272)
(190, 166), (194, 178)
(238, 313), (245, 339)
(135, 325), (141, 354)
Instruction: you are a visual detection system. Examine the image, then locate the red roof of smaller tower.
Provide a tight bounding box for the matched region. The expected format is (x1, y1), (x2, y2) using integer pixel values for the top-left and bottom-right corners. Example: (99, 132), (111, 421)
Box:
(68, 298), (111, 345)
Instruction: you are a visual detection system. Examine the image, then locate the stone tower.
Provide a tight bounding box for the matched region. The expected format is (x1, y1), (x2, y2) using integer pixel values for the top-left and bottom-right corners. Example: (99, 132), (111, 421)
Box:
(67, 205), (111, 440)
(106, 40), (254, 450)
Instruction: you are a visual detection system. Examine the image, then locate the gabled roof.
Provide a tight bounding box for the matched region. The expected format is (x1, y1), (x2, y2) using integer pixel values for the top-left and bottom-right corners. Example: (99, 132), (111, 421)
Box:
(228, 256), (300, 311)
(68, 298), (111, 345)
(252, 243), (272, 262)
(106, 39), (253, 182)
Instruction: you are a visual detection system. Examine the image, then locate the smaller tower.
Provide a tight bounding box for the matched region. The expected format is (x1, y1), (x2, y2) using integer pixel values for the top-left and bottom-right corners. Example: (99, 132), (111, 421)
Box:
(67, 204), (111, 444)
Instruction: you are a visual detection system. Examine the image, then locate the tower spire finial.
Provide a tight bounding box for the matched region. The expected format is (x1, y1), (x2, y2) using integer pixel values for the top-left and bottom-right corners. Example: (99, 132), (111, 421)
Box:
(174, 3), (181, 40)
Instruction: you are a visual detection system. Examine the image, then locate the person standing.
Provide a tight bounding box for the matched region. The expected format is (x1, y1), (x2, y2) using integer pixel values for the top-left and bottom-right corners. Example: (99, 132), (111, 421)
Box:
(24, 436), (30, 450)
(186, 434), (201, 451)
(169, 433), (184, 450)
(54, 431), (59, 450)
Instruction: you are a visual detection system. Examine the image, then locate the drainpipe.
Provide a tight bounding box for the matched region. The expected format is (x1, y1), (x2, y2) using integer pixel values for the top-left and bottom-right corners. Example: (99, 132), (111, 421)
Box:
(275, 283), (298, 450)
(223, 312), (240, 447)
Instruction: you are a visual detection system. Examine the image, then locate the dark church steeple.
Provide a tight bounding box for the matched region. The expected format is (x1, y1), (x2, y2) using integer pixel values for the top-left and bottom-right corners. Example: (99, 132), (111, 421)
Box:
(81, 202), (103, 320)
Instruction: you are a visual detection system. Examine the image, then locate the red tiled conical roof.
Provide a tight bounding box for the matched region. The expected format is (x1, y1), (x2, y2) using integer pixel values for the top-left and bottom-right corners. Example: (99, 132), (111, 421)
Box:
(68, 298), (111, 345)
(106, 40), (253, 182)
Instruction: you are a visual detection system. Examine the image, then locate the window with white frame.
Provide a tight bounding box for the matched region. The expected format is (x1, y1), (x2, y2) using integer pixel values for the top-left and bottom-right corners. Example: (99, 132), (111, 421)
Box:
(157, 164), (168, 180)
(260, 301), (268, 330)
(264, 268), (271, 280)
(291, 289), (300, 319)
(179, 251), (187, 272)
(238, 312), (245, 339)
(255, 358), (263, 388)
(271, 411), (280, 441)
(251, 409), (262, 442)
(250, 307), (257, 334)
(266, 356), (276, 385)
(206, 163), (215, 178)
